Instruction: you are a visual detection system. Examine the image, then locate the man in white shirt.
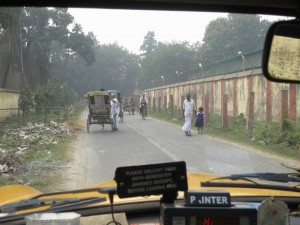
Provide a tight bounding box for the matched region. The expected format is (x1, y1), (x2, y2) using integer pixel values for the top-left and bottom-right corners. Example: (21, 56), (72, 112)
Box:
(110, 94), (120, 131)
(182, 93), (196, 136)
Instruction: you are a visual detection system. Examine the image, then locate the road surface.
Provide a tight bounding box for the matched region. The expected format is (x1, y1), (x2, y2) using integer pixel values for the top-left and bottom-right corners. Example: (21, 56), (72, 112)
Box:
(59, 110), (298, 190)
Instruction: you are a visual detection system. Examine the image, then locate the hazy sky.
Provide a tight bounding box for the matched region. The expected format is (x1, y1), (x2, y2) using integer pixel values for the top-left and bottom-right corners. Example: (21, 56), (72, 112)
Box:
(68, 8), (282, 54)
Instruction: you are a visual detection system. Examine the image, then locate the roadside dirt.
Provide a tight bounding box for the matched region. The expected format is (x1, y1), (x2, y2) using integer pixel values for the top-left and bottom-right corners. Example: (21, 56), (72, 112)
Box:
(0, 120), (75, 190)
(54, 113), (87, 191)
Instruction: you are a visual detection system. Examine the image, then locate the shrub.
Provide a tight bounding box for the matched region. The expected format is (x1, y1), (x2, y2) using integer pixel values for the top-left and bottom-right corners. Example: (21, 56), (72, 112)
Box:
(18, 88), (34, 114)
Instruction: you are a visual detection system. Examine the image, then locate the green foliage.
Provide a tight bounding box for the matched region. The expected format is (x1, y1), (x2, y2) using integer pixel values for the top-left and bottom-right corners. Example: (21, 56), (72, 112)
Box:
(199, 14), (272, 64)
(228, 113), (247, 135)
(66, 23), (96, 66)
(203, 113), (246, 135)
(278, 119), (300, 147)
(18, 88), (34, 113)
(253, 122), (280, 145)
(140, 31), (158, 55)
(34, 75), (77, 109)
(59, 43), (140, 97)
(199, 112), (300, 149)
(0, 7), (96, 89)
(139, 40), (197, 89)
(35, 84), (47, 111)
(205, 113), (222, 129)
(0, 8), (22, 88)
(253, 119), (300, 148)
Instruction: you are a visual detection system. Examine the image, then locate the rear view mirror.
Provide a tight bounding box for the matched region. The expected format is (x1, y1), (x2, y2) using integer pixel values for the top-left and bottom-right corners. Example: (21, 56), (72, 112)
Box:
(262, 20), (300, 83)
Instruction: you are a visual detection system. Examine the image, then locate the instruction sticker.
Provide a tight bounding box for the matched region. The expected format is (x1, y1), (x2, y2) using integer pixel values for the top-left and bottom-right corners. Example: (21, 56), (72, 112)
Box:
(115, 161), (188, 198)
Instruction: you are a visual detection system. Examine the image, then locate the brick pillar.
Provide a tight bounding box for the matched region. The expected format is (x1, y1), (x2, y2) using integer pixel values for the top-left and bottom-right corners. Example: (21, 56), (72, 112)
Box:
(205, 94), (209, 123)
(221, 80), (225, 113)
(169, 95), (174, 116)
(233, 79), (237, 117)
(279, 90), (289, 132)
(222, 94), (228, 128)
(153, 97), (156, 112)
(210, 81), (214, 113)
(181, 95), (185, 119)
(247, 92), (255, 134)
(177, 85), (180, 111)
(248, 75), (253, 92)
(201, 82), (205, 107)
(290, 84), (296, 121)
(158, 97), (161, 113)
(202, 93), (206, 117)
(266, 80), (272, 123)
(148, 96), (151, 109)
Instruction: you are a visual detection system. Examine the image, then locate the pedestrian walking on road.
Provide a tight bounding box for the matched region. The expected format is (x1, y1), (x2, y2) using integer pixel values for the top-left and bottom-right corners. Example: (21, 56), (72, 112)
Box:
(182, 93), (196, 136)
(195, 107), (205, 134)
(110, 93), (120, 131)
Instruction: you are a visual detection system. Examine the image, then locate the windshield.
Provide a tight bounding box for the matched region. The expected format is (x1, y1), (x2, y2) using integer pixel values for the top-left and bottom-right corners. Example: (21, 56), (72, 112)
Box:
(0, 7), (299, 195)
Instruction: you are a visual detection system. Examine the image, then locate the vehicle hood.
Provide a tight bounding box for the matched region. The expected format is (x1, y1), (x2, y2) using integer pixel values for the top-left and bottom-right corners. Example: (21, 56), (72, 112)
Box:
(1, 171), (299, 207)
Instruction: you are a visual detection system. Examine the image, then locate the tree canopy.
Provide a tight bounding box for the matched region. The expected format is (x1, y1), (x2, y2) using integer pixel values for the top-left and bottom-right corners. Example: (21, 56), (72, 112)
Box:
(0, 7), (96, 89)
(199, 14), (271, 64)
(140, 31), (158, 56)
(139, 40), (197, 89)
(60, 43), (140, 97)
(0, 9), (273, 96)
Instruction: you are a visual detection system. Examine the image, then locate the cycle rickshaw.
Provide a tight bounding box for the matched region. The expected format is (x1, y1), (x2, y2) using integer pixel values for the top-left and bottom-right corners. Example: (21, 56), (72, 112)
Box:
(84, 90), (115, 132)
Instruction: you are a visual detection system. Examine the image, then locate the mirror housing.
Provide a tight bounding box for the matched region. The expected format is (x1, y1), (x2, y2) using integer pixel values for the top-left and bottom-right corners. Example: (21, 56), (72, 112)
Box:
(262, 19), (300, 83)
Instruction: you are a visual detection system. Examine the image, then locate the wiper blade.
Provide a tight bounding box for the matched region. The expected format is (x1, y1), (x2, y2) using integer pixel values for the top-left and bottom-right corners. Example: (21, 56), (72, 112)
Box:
(204, 173), (300, 183)
(0, 196), (106, 223)
(31, 186), (116, 199)
(201, 181), (300, 193)
(0, 187), (116, 223)
(0, 197), (106, 213)
(0, 186), (114, 213)
(1, 198), (80, 213)
(201, 173), (300, 193)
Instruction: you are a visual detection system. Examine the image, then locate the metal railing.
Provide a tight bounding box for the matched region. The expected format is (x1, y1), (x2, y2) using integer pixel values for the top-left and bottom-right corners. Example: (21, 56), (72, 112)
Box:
(187, 49), (262, 80)
(0, 105), (81, 125)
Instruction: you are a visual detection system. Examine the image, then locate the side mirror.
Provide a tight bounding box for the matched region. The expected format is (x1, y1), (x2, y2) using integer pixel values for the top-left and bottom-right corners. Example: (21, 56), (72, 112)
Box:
(262, 20), (300, 83)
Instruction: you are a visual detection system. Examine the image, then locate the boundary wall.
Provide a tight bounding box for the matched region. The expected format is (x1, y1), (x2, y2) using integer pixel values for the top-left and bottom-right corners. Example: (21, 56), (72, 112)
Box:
(144, 68), (300, 124)
(0, 89), (20, 120)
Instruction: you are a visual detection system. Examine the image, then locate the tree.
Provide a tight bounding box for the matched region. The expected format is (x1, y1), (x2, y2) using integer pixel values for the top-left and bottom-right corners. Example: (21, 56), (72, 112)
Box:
(65, 23), (96, 66)
(199, 14), (272, 64)
(199, 17), (230, 63)
(139, 41), (197, 89)
(140, 31), (158, 56)
(35, 75), (77, 112)
(19, 87), (33, 114)
(0, 8), (23, 89)
(0, 7), (96, 89)
(61, 43), (140, 97)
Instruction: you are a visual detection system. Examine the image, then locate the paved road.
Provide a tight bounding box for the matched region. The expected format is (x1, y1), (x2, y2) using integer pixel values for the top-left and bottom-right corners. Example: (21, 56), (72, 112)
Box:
(64, 110), (298, 189)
